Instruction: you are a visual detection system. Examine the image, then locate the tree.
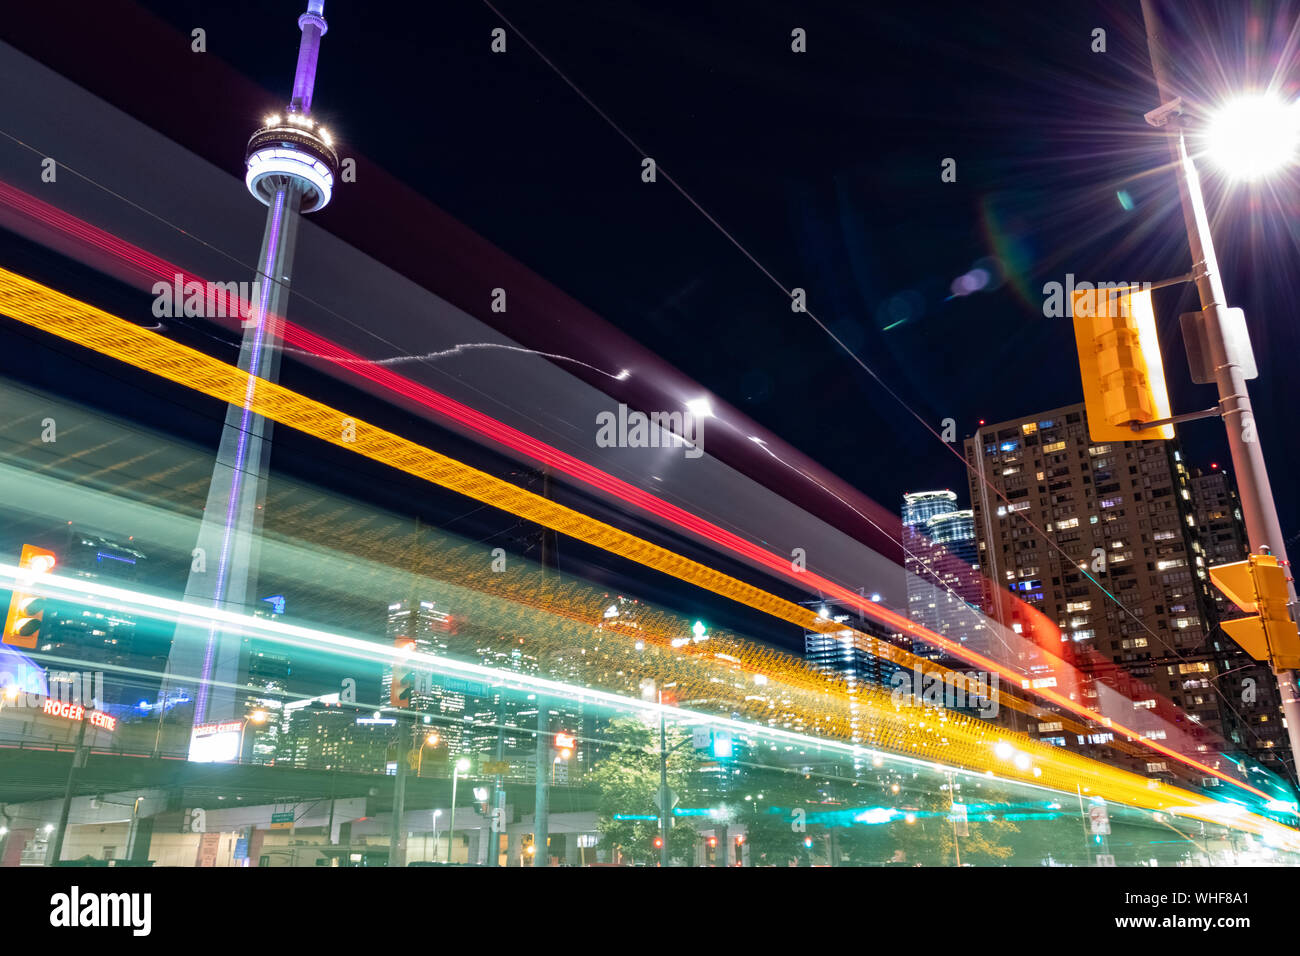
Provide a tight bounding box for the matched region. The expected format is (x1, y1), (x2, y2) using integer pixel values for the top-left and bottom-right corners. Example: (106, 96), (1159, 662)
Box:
(588, 715), (701, 864)
(892, 781), (1019, 865)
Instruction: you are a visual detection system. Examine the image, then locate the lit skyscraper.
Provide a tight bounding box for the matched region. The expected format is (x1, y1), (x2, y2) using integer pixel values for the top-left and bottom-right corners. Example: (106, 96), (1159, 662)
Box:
(163, 0), (339, 746)
(802, 596), (906, 748)
(902, 491), (984, 661)
(38, 529), (153, 712)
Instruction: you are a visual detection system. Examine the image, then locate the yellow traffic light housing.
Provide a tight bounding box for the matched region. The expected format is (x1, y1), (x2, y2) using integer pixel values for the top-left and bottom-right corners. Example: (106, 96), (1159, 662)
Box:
(390, 638), (417, 708)
(4, 544), (57, 649)
(1209, 553), (1300, 671)
(1072, 286), (1173, 441)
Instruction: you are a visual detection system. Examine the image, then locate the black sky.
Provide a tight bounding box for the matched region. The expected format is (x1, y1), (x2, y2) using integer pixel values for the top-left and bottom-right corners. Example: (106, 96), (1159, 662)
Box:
(4, 0), (1300, 577)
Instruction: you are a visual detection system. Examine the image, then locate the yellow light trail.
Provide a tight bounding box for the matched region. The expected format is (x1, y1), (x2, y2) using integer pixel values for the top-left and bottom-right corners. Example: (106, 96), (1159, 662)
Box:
(0, 265), (1276, 803)
(4, 560), (1297, 849)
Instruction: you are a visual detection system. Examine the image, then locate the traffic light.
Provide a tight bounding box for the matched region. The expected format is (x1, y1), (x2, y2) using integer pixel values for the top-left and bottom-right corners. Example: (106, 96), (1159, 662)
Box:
(1209, 553), (1300, 671)
(653, 836), (664, 849)
(390, 638), (416, 708)
(4, 545), (57, 649)
(1072, 286), (1173, 441)
(711, 730), (734, 760)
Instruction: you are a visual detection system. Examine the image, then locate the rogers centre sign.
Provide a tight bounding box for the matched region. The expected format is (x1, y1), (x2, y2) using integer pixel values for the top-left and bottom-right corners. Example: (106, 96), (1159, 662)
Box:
(41, 698), (117, 731)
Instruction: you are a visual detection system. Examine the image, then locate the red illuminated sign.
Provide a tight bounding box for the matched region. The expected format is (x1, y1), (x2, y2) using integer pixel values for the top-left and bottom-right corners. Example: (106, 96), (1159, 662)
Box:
(554, 732), (576, 750)
(41, 697), (116, 731)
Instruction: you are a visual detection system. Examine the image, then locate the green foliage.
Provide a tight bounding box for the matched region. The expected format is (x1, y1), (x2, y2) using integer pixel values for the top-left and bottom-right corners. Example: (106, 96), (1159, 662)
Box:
(588, 715), (702, 864)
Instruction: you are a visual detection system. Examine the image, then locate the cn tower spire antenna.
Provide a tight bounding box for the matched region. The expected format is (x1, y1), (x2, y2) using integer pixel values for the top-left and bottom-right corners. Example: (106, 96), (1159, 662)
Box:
(162, 0), (342, 755)
(290, 0), (328, 116)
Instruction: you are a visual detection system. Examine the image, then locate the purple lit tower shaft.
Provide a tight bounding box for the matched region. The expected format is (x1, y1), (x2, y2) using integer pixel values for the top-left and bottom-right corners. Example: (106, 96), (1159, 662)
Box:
(162, 1), (331, 745)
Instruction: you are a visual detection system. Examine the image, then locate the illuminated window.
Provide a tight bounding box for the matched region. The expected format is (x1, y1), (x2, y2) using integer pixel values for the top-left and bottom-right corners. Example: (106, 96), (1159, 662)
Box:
(1057, 517), (1079, 529)
(1043, 440), (1066, 453)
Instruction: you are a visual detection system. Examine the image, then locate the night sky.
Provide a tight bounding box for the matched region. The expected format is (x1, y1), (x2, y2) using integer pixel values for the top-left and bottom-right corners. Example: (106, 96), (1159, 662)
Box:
(3, 0), (1300, 589)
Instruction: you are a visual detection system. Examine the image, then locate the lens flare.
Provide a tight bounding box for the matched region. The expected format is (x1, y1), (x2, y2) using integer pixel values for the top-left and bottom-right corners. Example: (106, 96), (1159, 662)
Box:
(1204, 93), (1300, 181)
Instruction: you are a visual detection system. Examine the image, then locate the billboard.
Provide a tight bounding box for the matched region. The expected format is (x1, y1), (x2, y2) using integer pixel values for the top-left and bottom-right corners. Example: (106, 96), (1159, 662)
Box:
(189, 720), (245, 763)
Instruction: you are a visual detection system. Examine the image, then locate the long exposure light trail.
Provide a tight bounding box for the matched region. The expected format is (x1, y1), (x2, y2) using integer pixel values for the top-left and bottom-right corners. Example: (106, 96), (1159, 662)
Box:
(0, 178), (1054, 672)
(0, 181), (1222, 767)
(0, 264), (1274, 800)
(0, 187), (1210, 765)
(1, 560), (1293, 845)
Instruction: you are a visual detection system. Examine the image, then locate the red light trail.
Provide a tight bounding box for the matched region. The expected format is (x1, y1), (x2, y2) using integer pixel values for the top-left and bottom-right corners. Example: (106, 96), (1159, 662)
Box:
(0, 179), (1269, 796)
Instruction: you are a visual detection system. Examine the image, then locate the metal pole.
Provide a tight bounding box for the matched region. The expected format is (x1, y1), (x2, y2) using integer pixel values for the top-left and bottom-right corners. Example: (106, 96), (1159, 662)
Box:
(448, 767), (460, 864)
(947, 772), (961, 867)
(659, 694), (670, 867)
(48, 716), (88, 865)
(533, 699), (549, 866)
(387, 716), (408, 867)
(487, 695), (506, 867)
(1141, 0), (1300, 771)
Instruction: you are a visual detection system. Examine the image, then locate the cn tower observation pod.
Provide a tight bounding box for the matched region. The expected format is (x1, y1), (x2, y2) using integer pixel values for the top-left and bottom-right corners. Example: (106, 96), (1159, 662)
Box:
(244, 113), (340, 214)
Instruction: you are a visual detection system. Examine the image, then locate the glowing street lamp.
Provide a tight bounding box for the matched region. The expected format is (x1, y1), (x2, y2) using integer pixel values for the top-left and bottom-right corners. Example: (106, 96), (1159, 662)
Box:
(416, 731), (440, 777)
(446, 757), (471, 863)
(1203, 93), (1300, 181)
(1142, 0), (1300, 763)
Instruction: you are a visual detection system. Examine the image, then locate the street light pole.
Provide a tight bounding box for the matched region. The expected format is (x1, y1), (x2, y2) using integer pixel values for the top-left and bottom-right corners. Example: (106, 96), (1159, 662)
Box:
(1141, 0), (1300, 773)
(448, 758), (469, 864)
(387, 715), (409, 868)
(658, 692), (670, 868)
(48, 716), (88, 866)
(533, 698), (550, 867)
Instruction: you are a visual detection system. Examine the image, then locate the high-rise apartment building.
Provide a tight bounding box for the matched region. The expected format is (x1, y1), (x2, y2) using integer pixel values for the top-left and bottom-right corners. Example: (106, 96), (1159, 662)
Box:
(284, 700), (392, 774)
(1190, 466), (1289, 771)
(964, 402), (1230, 775)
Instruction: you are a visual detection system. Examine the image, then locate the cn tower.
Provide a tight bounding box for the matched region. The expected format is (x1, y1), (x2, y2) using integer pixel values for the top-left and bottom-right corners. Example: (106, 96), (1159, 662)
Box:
(164, 0), (340, 751)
